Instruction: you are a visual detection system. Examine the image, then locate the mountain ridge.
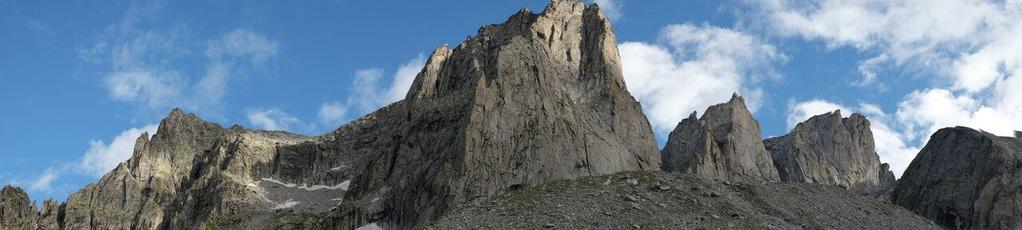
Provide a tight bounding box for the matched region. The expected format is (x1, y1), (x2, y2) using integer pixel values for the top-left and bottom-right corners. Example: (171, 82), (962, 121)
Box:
(1, 0), (1018, 229)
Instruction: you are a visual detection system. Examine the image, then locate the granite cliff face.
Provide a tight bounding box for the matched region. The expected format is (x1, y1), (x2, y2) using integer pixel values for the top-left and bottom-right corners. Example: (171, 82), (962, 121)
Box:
(335, 1), (660, 228)
(892, 127), (1022, 229)
(660, 94), (780, 182)
(764, 111), (891, 193)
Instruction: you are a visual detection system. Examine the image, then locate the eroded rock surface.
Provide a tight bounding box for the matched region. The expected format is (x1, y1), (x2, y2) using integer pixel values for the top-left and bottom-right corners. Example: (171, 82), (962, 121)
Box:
(764, 111), (891, 193)
(334, 1), (660, 228)
(1, 185), (36, 229)
(660, 94), (780, 182)
(892, 127), (1022, 229)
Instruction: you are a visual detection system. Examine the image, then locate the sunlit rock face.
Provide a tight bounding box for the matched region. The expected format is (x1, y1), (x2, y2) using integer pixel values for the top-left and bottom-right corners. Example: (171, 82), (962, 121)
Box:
(661, 94), (781, 182)
(764, 110), (890, 193)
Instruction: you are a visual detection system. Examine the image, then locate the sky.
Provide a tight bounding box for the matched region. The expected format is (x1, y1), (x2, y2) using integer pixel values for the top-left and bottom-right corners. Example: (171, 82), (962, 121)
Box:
(2, 0), (1021, 202)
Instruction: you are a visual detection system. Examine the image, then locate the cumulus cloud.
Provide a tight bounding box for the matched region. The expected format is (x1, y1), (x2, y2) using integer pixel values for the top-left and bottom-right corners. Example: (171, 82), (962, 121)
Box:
(786, 99), (920, 177)
(79, 125), (158, 177)
(246, 108), (303, 131)
(786, 99), (847, 128)
(206, 29), (280, 66)
(749, 0), (1022, 139)
(317, 55), (426, 127)
(619, 23), (785, 133)
(593, 0), (623, 21)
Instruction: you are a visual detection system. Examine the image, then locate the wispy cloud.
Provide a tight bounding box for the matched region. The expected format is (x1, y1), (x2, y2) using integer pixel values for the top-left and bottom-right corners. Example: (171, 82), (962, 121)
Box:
(81, 1), (279, 116)
(317, 55), (426, 127)
(246, 108), (304, 132)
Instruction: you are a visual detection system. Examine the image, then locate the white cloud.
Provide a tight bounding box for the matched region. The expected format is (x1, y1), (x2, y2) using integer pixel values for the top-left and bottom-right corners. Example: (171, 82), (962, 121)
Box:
(246, 108), (303, 131)
(786, 99), (847, 129)
(317, 55), (426, 127)
(79, 124), (158, 177)
(384, 55), (427, 103)
(749, 0), (1022, 140)
(895, 88), (1021, 140)
(855, 54), (889, 86)
(317, 102), (349, 127)
(104, 70), (184, 108)
(86, 1), (279, 114)
(787, 99), (920, 177)
(593, 0), (623, 21)
(28, 168), (59, 192)
(619, 23), (785, 133)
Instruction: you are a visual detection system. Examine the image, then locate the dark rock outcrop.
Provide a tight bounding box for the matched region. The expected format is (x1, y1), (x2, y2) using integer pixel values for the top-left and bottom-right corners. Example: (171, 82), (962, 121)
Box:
(892, 127), (1022, 229)
(763, 111), (890, 193)
(1, 185), (37, 229)
(335, 1), (660, 228)
(660, 94), (780, 182)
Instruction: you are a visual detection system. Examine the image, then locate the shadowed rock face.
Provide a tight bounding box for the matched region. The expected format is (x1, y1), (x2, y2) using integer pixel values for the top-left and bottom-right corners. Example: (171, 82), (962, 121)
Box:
(335, 0), (661, 228)
(660, 94), (780, 182)
(763, 111), (891, 193)
(892, 127), (1022, 229)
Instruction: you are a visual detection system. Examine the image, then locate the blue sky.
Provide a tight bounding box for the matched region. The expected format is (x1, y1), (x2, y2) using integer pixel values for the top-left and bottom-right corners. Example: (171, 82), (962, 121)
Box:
(3, 0), (1021, 202)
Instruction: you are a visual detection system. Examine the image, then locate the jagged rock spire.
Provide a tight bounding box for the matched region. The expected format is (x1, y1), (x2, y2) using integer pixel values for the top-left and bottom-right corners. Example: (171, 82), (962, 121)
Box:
(661, 93), (781, 182)
(338, 0), (659, 228)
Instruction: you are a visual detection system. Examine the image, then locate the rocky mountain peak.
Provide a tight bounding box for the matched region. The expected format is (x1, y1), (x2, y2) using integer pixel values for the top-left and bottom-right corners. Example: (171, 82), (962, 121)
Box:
(337, 0), (659, 227)
(893, 126), (1022, 229)
(1015, 130), (1021, 138)
(764, 110), (887, 192)
(0, 185), (35, 229)
(661, 93), (781, 182)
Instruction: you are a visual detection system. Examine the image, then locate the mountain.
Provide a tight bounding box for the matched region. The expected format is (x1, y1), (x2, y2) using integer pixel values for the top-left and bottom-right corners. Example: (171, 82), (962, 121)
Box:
(333, 0), (660, 228)
(892, 127), (1022, 229)
(1, 0), (986, 229)
(1, 186), (35, 229)
(1, 1), (660, 229)
(660, 94), (781, 182)
(764, 110), (893, 193)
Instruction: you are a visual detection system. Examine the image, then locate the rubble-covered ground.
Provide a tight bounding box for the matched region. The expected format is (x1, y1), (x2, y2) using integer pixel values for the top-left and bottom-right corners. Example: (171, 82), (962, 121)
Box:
(429, 172), (939, 229)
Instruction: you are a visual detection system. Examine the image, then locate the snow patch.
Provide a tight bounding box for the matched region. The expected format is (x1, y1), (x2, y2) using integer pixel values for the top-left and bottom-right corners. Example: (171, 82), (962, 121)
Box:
(273, 199), (299, 209)
(356, 223), (383, 230)
(260, 178), (350, 191)
(261, 177), (297, 188)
